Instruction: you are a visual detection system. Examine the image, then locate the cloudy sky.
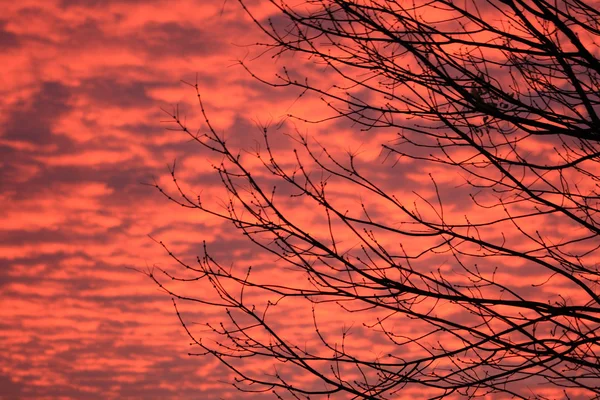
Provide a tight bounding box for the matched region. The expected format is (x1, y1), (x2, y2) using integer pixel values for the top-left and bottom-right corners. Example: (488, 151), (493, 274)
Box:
(0, 1), (293, 398)
(2, 0), (597, 399)
(1, 1), (395, 398)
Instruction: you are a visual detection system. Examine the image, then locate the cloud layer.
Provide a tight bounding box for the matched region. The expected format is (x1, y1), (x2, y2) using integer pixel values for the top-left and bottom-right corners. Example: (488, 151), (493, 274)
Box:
(2, 1), (596, 399)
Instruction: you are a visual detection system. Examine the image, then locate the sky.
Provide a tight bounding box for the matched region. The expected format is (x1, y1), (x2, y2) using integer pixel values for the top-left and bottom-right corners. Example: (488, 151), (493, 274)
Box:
(1, 0), (598, 399)
(1, 1), (388, 398)
(0, 1), (297, 398)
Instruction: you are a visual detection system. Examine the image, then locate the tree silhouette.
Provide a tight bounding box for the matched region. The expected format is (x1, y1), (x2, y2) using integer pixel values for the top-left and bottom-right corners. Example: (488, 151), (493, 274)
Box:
(150, 0), (600, 398)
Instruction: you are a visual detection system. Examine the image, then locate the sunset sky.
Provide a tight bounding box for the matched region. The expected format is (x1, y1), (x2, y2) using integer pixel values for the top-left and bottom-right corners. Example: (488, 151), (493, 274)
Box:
(2, 0), (598, 399)
(1, 1), (300, 398)
(1, 0), (385, 398)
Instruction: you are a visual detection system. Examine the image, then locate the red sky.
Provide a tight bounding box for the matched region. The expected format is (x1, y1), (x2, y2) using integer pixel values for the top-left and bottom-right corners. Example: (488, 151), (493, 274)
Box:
(1, 1), (383, 398)
(0, 1), (294, 398)
(1, 1), (598, 399)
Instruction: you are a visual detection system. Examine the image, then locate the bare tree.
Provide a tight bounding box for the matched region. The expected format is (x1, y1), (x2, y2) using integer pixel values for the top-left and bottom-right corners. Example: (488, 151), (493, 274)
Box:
(149, 0), (600, 398)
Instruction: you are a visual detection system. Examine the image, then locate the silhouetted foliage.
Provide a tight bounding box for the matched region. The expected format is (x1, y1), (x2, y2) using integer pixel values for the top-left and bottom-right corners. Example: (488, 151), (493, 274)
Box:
(150, 0), (600, 398)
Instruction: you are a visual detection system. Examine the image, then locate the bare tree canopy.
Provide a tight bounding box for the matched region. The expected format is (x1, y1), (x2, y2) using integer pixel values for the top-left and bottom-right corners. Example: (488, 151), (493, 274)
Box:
(151, 0), (600, 398)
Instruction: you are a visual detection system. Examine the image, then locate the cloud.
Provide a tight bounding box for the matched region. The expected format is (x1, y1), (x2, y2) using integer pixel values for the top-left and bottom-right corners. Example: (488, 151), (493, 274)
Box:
(0, 20), (19, 49)
(3, 81), (72, 144)
(2, 0), (585, 398)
